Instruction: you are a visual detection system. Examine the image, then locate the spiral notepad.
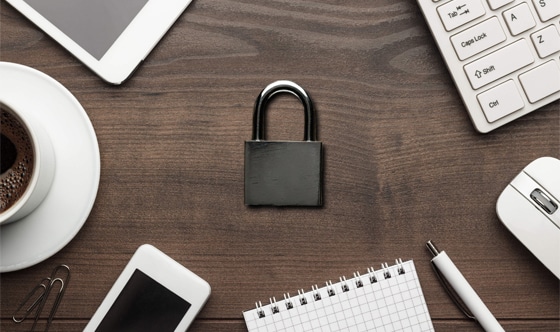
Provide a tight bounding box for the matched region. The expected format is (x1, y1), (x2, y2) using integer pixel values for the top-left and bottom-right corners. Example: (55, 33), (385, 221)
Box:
(243, 259), (434, 332)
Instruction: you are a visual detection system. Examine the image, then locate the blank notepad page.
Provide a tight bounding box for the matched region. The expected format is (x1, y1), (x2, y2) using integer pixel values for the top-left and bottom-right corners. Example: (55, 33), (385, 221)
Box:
(243, 259), (434, 332)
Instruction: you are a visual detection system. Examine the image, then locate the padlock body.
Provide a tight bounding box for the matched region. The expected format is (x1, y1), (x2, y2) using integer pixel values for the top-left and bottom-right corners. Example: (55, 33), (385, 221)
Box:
(245, 140), (323, 206)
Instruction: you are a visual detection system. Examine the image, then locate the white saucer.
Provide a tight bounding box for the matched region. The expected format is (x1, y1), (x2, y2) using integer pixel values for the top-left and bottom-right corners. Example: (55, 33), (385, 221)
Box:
(0, 62), (100, 273)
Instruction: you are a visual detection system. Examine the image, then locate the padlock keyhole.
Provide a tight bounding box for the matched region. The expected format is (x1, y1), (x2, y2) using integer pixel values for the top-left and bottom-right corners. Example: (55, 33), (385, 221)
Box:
(264, 94), (309, 141)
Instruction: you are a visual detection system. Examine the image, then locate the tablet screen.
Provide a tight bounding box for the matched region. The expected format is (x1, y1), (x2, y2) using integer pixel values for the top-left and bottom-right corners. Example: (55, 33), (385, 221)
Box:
(23, 0), (150, 60)
(95, 269), (191, 332)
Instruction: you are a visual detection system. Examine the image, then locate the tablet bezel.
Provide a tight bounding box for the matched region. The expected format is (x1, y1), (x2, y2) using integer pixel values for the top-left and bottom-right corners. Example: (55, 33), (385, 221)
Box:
(6, 0), (193, 84)
(83, 244), (211, 332)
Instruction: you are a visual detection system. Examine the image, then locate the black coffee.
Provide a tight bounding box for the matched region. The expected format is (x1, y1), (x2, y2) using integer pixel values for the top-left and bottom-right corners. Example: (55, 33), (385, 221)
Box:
(1, 133), (17, 174)
(0, 107), (34, 212)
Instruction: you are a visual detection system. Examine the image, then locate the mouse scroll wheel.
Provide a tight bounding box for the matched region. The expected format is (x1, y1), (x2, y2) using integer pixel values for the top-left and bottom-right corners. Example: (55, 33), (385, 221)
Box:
(530, 189), (558, 214)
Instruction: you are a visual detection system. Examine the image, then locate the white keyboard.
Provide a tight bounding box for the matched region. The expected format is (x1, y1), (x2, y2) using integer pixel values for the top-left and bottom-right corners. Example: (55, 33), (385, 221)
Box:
(417, 0), (560, 133)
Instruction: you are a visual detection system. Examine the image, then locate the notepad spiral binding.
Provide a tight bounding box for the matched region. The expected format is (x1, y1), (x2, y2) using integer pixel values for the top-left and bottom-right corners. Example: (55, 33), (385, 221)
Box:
(254, 259), (406, 318)
(243, 258), (435, 332)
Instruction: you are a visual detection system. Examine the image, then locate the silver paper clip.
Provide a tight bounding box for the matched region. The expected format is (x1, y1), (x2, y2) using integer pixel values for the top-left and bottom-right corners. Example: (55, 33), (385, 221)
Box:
(12, 265), (70, 332)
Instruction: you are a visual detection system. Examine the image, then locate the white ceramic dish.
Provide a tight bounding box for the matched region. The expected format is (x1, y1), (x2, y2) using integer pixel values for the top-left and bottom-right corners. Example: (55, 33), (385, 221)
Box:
(0, 62), (100, 273)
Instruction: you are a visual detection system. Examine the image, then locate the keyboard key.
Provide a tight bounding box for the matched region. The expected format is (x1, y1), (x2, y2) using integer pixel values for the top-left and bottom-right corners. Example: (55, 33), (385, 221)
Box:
(464, 40), (534, 89)
(532, 0), (560, 22)
(437, 0), (486, 31)
(417, 0), (560, 132)
(477, 80), (524, 122)
(503, 3), (537, 36)
(531, 25), (560, 58)
(519, 60), (560, 103)
(487, 0), (514, 10)
(451, 17), (506, 60)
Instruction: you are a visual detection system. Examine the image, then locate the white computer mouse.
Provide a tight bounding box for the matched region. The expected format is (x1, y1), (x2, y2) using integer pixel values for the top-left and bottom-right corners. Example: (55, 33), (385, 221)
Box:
(497, 156), (560, 279)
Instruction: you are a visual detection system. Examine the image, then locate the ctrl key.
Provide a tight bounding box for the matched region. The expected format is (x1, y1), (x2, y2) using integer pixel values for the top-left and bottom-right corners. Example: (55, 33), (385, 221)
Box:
(477, 80), (524, 123)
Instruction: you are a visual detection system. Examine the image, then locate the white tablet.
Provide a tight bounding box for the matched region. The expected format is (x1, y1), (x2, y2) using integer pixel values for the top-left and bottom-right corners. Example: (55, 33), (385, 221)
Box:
(6, 0), (193, 84)
(84, 244), (211, 332)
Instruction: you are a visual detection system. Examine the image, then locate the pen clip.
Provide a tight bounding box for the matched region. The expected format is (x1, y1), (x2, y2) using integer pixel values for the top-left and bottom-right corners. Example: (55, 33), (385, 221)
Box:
(430, 262), (475, 320)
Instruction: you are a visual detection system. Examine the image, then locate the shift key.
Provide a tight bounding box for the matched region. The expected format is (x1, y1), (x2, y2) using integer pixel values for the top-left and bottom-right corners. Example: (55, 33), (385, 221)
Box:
(464, 40), (534, 89)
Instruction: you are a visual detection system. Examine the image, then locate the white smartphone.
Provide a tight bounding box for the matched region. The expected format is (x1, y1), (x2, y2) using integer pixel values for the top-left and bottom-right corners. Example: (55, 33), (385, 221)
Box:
(6, 0), (193, 84)
(84, 244), (211, 332)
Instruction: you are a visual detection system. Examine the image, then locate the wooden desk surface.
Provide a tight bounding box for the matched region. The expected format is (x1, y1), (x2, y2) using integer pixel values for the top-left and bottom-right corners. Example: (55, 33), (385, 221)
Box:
(1, 0), (559, 331)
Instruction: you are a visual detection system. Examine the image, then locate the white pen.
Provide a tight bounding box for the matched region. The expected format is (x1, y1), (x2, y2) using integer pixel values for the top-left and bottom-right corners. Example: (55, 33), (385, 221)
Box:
(426, 240), (505, 332)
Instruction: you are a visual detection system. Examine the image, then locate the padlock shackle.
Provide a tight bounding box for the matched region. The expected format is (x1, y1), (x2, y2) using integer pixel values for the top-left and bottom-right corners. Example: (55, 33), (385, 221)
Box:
(252, 80), (315, 141)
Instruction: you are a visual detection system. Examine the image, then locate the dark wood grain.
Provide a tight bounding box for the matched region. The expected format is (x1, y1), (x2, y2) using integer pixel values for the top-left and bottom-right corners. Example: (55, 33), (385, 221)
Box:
(3, 319), (560, 332)
(1, 0), (559, 331)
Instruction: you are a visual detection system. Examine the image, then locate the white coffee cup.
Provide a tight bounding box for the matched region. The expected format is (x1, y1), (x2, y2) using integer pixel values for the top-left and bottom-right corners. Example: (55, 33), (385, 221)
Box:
(0, 100), (55, 225)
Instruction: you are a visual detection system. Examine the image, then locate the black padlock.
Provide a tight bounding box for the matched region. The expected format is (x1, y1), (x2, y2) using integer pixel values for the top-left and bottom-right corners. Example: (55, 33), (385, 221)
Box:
(244, 80), (323, 206)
